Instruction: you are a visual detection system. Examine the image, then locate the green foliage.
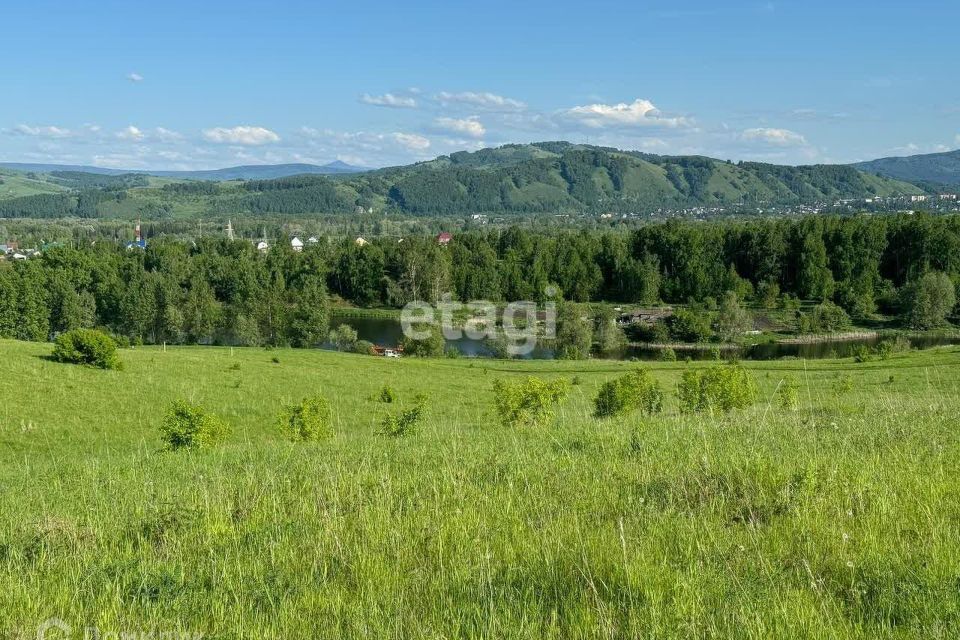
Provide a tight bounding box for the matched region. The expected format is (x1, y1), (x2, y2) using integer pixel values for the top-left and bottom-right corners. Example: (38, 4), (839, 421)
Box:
(379, 395), (428, 437)
(658, 347), (677, 361)
(493, 377), (568, 428)
(678, 364), (757, 413)
(328, 324), (359, 352)
(51, 328), (121, 370)
(159, 400), (230, 450)
(278, 395), (333, 441)
(900, 271), (956, 330)
(834, 374), (855, 394)
(714, 291), (752, 342)
(556, 303), (593, 360)
(378, 386), (396, 403)
(777, 378), (800, 410)
(400, 324), (446, 357)
(800, 301), (852, 333)
(668, 309), (713, 343)
(353, 339), (375, 355)
(593, 369), (664, 418)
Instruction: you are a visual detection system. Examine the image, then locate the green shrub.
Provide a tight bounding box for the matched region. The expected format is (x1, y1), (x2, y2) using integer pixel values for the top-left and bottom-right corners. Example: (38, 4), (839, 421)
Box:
(51, 329), (121, 370)
(593, 369), (664, 418)
(400, 324), (446, 357)
(667, 309), (713, 343)
(834, 374), (854, 394)
(852, 345), (873, 363)
(378, 385), (396, 403)
(278, 395), (333, 441)
(777, 378), (800, 411)
(353, 339), (375, 355)
(493, 377), (568, 428)
(379, 395), (427, 437)
(678, 364), (757, 413)
(329, 324), (359, 352)
(160, 401), (230, 450)
(658, 347), (677, 362)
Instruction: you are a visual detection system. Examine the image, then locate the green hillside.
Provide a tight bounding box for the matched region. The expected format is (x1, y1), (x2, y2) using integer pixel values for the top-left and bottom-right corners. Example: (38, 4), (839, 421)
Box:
(0, 143), (925, 219)
(2, 339), (960, 635)
(853, 149), (960, 187)
(0, 168), (67, 199)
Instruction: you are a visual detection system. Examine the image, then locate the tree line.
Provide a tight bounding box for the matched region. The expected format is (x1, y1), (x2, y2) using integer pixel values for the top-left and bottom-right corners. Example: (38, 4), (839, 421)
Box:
(0, 213), (958, 347)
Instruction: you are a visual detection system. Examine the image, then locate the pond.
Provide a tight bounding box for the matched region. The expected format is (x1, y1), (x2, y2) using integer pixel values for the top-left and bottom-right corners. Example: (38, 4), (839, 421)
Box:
(327, 316), (960, 361)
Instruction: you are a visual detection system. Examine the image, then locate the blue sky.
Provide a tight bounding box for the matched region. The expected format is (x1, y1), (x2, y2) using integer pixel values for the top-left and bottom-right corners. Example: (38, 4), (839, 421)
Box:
(2, 0), (958, 169)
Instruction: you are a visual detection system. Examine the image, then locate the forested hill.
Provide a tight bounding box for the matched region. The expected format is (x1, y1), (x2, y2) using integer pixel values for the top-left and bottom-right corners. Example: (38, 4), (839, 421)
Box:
(0, 142), (924, 219)
(853, 149), (960, 187)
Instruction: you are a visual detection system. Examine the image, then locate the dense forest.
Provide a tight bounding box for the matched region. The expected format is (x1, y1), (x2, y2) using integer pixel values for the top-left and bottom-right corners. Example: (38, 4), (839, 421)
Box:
(1, 213), (958, 348)
(0, 143), (924, 219)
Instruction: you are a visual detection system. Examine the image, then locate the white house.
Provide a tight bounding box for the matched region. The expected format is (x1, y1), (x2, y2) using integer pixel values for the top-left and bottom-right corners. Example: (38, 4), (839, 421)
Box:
(290, 237), (304, 252)
(256, 241), (270, 253)
(355, 237), (368, 247)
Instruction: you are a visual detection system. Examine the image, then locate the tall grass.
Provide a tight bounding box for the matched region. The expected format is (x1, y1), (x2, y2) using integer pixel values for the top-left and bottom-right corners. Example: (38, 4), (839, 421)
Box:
(0, 339), (959, 637)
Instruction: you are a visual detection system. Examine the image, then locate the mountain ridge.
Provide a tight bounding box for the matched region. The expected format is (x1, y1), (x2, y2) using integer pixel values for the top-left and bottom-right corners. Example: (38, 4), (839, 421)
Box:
(0, 161), (368, 181)
(852, 149), (960, 187)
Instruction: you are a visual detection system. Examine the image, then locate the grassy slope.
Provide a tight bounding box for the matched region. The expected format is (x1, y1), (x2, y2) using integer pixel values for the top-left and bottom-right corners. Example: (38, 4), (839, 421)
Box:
(1, 340), (960, 637)
(0, 169), (66, 199)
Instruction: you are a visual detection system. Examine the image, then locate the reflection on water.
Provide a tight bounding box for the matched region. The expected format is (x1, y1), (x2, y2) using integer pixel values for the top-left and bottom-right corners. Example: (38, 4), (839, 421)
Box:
(328, 315), (960, 361)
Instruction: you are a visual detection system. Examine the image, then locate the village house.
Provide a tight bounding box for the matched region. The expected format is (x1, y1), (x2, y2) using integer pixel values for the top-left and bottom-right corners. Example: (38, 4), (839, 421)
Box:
(355, 237), (368, 247)
(436, 232), (452, 246)
(617, 307), (674, 326)
(290, 237), (304, 252)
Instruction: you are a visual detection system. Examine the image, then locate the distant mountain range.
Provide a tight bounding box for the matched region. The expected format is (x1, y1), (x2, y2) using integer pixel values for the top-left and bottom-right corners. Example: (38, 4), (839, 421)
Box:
(0, 160), (367, 181)
(853, 149), (960, 187)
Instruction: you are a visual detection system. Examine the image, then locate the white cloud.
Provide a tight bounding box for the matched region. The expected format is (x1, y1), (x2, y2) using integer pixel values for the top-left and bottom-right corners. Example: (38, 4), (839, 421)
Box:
(436, 91), (526, 111)
(740, 127), (807, 146)
(393, 132), (431, 151)
(202, 126), (280, 145)
(116, 125), (145, 141)
(433, 116), (485, 138)
(9, 124), (73, 138)
(127, 72), (144, 82)
(360, 92), (418, 108)
(153, 127), (183, 142)
(562, 98), (692, 129)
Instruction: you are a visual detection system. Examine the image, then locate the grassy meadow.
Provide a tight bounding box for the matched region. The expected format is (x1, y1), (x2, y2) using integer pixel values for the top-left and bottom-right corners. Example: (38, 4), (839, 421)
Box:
(1, 339), (959, 638)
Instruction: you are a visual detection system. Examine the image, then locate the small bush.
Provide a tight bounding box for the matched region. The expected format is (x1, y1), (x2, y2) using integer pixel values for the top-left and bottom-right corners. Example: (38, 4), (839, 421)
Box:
(852, 345), (873, 363)
(678, 364), (757, 414)
(278, 395), (333, 441)
(379, 395), (427, 437)
(271, 356), (280, 364)
(571, 375), (582, 386)
(493, 377), (568, 428)
(353, 339), (375, 355)
(777, 378), (800, 411)
(52, 329), (122, 370)
(594, 369), (664, 418)
(378, 385), (396, 403)
(160, 401), (230, 450)
(658, 347), (677, 362)
(834, 374), (854, 394)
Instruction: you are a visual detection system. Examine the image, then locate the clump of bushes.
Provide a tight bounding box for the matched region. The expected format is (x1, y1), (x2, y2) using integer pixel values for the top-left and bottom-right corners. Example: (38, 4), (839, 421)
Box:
(379, 395), (428, 437)
(160, 400), (230, 450)
(594, 369), (663, 418)
(353, 339), (375, 355)
(678, 364), (757, 413)
(493, 377), (568, 428)
(799, 301), (851, 334)
(52, 329), (122, 370)
(278, 395), (333, 441)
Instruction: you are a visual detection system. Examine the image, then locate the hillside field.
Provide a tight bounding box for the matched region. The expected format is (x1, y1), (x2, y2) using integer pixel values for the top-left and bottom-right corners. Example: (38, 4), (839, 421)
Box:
(1, 340), (960, 637)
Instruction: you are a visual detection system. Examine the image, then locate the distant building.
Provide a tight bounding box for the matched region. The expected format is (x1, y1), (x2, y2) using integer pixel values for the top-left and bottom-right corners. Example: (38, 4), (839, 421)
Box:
(911, 195), (928, 202)
(126, 221), (146, 250)
(355, 237), (368, 247)
(290, 237), (304, 252)
(256, 241), (270, 253)
(940, 194), (957, 200)
(12, 253), (27, 261)
(436, 232), (452, 246)
(307, 236), (319, 244)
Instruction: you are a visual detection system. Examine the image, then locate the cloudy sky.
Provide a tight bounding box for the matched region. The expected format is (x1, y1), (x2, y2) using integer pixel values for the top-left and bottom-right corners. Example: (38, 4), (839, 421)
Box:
(2, 0), (958, 170)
